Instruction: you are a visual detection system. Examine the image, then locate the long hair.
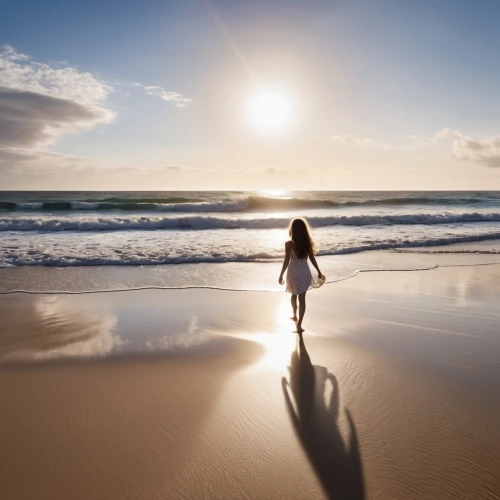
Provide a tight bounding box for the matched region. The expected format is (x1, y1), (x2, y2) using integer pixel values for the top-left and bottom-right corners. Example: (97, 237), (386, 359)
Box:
(289, 218), (316, 258)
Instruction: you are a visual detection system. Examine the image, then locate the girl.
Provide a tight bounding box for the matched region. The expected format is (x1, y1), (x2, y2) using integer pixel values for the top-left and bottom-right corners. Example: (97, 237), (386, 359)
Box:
(279, 218), (325, 333)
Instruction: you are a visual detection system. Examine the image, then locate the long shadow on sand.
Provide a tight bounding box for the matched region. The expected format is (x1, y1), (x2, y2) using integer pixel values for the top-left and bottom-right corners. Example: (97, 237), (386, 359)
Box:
(282, 334), (365, 500)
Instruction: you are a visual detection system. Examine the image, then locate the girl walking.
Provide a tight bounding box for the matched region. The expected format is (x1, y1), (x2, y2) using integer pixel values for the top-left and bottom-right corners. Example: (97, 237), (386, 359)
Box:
(279, 218), (325, 333)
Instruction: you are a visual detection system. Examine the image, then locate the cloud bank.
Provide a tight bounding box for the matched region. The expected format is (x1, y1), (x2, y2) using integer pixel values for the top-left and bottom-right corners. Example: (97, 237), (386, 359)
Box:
(445, 130), (500, 167)
(410, 129), (500, 167)
(0, 45), (113, 150)
(333, 128), (500, 167)
(0, 44), (114, 175)
(0, 87), (112, 148)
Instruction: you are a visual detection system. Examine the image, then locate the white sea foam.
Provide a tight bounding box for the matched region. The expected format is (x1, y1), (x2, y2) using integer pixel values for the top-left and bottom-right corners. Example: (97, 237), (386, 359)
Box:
(70, 202), (100, 210)
(1, 224), (500, 267)
(152, 200), (248, 212)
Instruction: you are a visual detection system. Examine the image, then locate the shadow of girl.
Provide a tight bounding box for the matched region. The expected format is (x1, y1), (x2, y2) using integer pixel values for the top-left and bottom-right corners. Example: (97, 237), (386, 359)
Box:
(282, 335), (365, 500)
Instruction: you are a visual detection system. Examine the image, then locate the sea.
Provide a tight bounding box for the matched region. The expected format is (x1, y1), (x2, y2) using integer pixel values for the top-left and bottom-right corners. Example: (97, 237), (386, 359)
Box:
(2, 190), (500, 293)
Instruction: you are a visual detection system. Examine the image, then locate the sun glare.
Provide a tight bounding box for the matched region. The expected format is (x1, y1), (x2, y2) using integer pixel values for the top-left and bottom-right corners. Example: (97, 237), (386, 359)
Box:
(245, 89), (295, 133)
(260, 189), (289, 197)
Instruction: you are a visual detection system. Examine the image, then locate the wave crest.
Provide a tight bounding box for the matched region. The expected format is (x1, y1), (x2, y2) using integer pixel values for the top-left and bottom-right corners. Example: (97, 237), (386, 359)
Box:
(3, 211), (500, 232)
(0, 199), (248, 212)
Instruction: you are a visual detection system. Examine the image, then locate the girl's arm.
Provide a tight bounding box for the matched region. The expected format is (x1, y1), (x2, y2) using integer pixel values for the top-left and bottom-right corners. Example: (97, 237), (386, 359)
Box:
(279, 242), (292, 284)
(309, 250), (324, 278)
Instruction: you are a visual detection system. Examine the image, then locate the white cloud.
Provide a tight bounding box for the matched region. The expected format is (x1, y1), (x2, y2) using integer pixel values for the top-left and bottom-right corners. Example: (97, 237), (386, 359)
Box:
(449, 132), (500, 167)
(0, 45), (29, 62)
(0, 45), (114, 151)
(331, 134), (393, 149)
(133, 82), (191, 107)
(0, 45), (111, 106)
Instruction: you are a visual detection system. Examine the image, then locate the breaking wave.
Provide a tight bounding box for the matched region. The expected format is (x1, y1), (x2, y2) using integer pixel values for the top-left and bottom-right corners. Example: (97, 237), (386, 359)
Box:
(3, 211), (500, 232)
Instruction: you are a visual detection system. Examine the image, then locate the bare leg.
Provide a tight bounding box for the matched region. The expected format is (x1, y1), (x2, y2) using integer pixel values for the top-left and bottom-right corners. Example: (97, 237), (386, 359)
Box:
(296, 292), (306, 332)
(290, 294), (297, 320)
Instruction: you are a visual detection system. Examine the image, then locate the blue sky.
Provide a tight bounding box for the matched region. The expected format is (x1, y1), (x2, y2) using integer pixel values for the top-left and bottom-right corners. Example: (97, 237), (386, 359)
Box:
(1, 0), (500, 189)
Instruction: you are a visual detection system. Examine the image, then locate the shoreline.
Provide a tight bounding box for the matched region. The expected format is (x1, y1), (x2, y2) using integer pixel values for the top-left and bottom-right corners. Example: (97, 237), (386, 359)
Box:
(2, 249), (500, 295)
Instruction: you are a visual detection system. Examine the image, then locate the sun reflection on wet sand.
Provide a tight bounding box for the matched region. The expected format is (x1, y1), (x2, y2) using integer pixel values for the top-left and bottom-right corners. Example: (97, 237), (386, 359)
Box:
(231, 296), (298, 370)
(0, 295), (121, 362)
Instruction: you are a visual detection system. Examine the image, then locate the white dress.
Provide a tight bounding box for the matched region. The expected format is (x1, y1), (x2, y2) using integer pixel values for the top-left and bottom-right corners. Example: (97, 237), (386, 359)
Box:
(286, 247), (324, 295)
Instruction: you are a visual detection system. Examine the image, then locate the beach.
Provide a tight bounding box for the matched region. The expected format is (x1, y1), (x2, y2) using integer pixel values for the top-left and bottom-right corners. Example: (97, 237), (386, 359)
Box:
(4, 0), (500, 493)
(1, 261), (499, 499)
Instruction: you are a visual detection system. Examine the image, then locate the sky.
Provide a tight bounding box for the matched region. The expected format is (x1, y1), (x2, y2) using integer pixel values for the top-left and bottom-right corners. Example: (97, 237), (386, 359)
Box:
(1, 0), (500, 190)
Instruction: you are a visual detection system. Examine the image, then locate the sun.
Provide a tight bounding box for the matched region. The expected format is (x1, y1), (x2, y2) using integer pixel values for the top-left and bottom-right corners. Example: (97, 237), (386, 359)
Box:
(245, 89), (295, 133)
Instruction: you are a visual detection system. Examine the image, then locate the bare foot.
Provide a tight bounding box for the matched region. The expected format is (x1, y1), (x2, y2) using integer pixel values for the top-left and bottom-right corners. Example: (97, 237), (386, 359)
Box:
(295, 326), (304, 333)
(290, 315), (298, 321)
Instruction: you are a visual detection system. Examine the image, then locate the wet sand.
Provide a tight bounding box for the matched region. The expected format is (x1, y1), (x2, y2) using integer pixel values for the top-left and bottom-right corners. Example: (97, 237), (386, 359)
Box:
(1, 264), (500, 499)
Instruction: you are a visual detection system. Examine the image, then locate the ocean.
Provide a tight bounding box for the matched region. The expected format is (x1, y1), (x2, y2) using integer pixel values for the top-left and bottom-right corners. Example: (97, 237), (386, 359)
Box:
(2, 190), (500, 293)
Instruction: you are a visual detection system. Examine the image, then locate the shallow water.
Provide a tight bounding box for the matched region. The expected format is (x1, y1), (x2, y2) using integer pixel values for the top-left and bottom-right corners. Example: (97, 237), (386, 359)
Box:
(2, 250), (500, 294)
